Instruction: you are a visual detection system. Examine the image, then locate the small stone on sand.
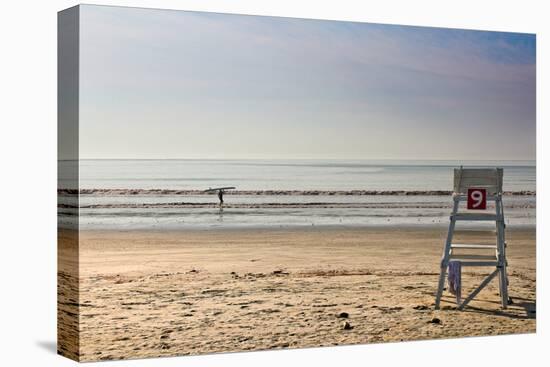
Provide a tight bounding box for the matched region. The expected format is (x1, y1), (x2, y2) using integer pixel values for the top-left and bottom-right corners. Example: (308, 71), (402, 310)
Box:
(413, 305), (429, 310)
(342, 321), (353, 330)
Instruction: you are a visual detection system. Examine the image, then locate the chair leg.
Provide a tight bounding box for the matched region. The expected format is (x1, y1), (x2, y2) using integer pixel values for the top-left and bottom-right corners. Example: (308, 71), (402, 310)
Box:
(495, 198), (508, 309)
(435, 199), (458, 309)
(435, 224), (457, 309)
(497, 266), (502, 297)
(499, 267), (508, 308)
(435, 264), (446, 310)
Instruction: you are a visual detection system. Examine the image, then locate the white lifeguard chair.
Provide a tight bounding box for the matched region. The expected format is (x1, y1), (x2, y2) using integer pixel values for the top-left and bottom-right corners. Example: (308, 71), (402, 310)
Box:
(435, 167), (510, 310)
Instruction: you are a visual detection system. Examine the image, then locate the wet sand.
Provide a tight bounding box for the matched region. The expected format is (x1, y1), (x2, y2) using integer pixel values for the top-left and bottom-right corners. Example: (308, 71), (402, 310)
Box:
(58, 227), (536, 361)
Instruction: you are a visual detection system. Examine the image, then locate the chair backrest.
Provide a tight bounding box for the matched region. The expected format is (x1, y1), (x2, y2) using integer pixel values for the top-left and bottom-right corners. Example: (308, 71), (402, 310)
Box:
(453, 167), (503, 195)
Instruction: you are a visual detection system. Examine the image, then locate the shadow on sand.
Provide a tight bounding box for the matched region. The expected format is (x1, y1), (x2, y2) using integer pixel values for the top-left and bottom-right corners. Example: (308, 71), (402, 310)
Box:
(440, 295), (536, 320)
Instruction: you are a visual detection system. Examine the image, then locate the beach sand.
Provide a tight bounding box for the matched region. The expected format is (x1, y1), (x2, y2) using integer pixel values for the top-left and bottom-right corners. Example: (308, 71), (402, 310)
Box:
(58, 227), (536, 361)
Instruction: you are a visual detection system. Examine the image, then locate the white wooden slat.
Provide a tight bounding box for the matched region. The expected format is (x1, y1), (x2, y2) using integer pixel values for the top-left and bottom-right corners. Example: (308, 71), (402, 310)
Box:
(454, 167), (502, 178)
(449, 254), (498, 261)
(459, 177), (500, 185)
(454, 195), (500, 202)
(451, 243), (497, 249)
(451, 228), (498, 234)
(453, 261), (499, 267)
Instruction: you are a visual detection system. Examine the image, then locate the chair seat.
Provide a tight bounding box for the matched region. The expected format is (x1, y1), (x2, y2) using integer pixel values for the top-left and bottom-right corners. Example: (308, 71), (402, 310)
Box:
(453, 213), (501, 221)
(447, 253), (500, 267)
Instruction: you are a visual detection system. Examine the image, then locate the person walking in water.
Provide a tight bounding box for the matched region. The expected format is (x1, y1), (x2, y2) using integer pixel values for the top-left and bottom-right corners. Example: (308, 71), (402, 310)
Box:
(218, 189), (224, 207)
(203, 187), (234, 208)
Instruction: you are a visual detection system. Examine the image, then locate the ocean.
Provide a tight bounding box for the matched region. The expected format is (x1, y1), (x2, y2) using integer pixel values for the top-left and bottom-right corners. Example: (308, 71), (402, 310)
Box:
(58, 159), (536, 229)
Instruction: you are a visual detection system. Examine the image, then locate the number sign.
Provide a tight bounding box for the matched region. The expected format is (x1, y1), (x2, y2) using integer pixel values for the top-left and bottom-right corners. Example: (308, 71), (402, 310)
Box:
(467, 188), (486, 210)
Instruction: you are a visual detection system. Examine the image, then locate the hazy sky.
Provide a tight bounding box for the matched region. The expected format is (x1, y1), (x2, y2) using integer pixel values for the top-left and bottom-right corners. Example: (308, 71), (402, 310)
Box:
(79, 5), (536, 160)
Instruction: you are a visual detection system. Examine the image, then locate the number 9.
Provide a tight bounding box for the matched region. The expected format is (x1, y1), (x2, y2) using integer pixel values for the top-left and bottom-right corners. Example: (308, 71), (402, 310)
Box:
(470, 190), (483, 208)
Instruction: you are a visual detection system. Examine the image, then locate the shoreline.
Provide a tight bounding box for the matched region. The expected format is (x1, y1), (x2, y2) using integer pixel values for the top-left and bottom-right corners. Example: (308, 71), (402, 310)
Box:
(59, 188), (537, 196)
(71, 223), (537, 233)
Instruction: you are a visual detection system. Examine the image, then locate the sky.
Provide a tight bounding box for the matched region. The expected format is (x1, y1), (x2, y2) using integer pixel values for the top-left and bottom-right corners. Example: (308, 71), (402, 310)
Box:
(78, 5), (536, 160)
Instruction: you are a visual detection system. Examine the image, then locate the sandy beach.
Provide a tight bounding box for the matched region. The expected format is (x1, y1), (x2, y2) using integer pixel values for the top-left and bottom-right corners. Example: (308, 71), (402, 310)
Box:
(58, 226), (536, 361)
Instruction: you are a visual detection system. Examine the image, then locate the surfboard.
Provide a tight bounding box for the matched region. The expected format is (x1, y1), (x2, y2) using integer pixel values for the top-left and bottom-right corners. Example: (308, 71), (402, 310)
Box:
(204, 186), (236, 192)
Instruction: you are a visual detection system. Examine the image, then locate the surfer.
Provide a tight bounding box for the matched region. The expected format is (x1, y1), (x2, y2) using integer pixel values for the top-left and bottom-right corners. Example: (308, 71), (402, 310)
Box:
(218, 189), (224, 206)
(204, 187), (234, 208)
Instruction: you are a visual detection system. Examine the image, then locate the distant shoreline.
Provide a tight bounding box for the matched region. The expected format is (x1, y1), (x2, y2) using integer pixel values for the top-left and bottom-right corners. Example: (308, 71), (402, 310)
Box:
(72, 225), (537, 234)
(59, 188), (537, 196)
(63, 201), (536, 210)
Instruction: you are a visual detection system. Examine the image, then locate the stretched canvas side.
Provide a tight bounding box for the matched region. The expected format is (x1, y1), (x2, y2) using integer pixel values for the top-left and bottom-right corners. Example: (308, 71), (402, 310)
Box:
(57, 5), (80, 361)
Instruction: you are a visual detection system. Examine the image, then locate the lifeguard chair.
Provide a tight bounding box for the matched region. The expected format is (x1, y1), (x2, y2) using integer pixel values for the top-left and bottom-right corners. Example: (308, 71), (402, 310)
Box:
(435, 167), (510, 310)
